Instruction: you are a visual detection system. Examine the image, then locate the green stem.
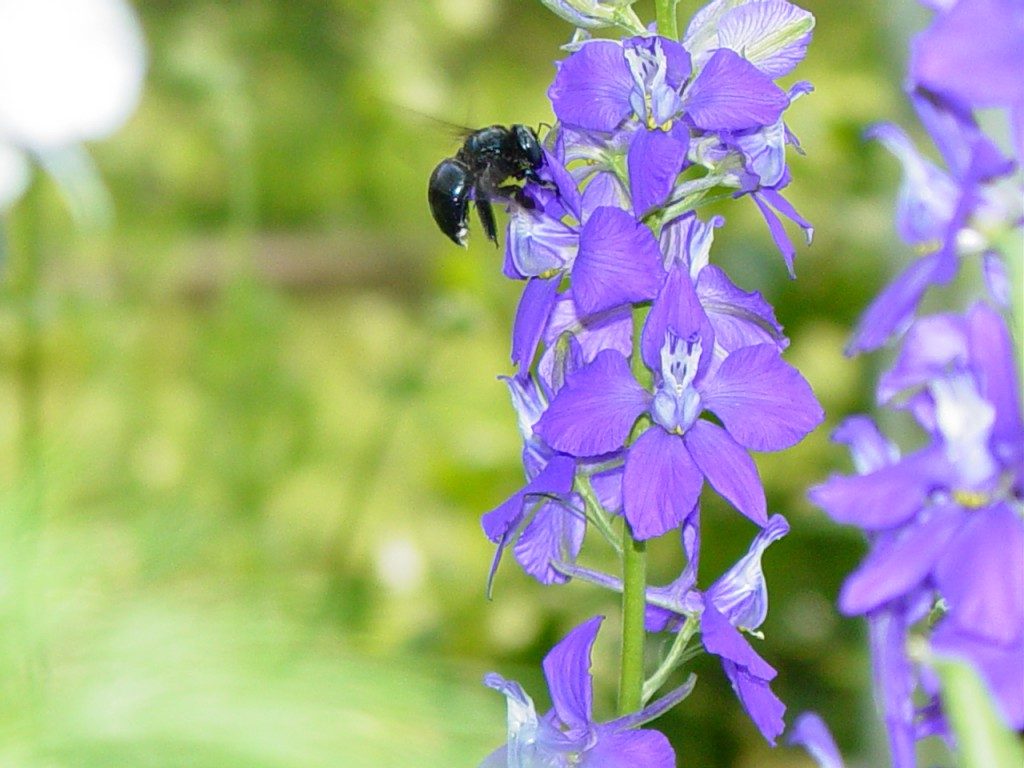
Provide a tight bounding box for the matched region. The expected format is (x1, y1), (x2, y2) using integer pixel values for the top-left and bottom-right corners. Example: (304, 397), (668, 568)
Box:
(643, 615), (699, 702)
(655, 0), (681, 39)
(575, 474), (623, 555)
(613, 6), (648, 36)
(618, 526), (647, 715)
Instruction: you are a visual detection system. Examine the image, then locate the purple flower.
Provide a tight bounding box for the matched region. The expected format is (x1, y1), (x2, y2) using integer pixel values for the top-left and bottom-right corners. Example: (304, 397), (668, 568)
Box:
(505, 164), (665, 319)
(535, 262), (822, 540)
(812, 372), (1023, 635)
(810, 306), (1024, 735)
(848, 90), (1019, 353)
(700, 514), (791, 744)
(789, 712), (845, 768)
(660, 213), (789, 354)
(684, 0), (815, 79)
(481, 375), (581, 589)
(911, 0), (1024, 162)
(480, 616), (692, 767)
(548, 34), (789, 216)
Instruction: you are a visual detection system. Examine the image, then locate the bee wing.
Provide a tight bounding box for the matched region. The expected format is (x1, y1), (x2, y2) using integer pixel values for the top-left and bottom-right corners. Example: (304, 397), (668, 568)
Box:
(396, 105), (475, 143)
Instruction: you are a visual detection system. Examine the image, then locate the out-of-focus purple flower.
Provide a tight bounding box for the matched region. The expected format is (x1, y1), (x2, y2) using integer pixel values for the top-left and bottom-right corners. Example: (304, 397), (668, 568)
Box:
(911, 0), (1024, 162)
(931, 618), (1024, 728)
(812, 308), (1024, 629)
(848, 86), (1020, 354)
(848, 99), (1019, 353)
(789, 712), (845, 768)
(535, 265), (822, 540)
(480, 616), (692, 767)
(811, 305), (1024, 734)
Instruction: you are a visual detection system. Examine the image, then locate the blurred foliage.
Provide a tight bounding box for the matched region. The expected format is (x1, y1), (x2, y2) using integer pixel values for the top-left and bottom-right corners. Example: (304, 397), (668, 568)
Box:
(0, 0), (969, 766)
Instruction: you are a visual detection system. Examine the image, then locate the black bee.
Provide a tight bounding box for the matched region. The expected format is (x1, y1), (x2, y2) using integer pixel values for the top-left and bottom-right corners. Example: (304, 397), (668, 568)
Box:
(428, 124), (545, 247)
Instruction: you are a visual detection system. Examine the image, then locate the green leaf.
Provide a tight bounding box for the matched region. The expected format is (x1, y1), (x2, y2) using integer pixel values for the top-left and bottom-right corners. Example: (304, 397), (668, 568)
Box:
(932, 654), (1024, 768)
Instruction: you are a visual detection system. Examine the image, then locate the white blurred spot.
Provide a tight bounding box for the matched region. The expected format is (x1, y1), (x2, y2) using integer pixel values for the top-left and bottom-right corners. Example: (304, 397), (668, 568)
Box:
(0, 0), (146, 149)
(374, 537), (426, 594)
(0, 141), (28, 208)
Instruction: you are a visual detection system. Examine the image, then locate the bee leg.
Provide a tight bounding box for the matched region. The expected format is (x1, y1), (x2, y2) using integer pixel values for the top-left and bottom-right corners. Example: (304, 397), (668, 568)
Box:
(476, 198), (499, 246)
(428, 158), (471, 246)
(496, 184), (537, 211)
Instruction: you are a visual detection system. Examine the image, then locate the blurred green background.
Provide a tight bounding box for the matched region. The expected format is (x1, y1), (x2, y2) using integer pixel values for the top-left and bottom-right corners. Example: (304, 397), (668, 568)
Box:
(0, 1), (953, 766)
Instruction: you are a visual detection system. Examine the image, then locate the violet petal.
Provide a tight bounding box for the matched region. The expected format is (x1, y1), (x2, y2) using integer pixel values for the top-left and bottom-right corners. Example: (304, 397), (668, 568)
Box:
(573, 206), (665, 317)
(684, 419), (767, 525)
(549, 40), (634, 132)
(683, 48), (789, 132)
(701, 344), (824, 452)
(535, 349), (650, 457)
(623, 428), (702, 540)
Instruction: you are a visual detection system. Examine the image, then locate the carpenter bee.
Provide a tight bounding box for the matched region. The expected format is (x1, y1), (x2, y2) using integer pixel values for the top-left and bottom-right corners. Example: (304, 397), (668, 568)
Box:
(428, 124), (545, 247)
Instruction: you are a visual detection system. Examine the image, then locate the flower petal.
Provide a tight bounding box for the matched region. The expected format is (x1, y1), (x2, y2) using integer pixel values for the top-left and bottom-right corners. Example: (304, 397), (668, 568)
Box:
(839, 506), (965, 616)
(789, 712), (846, 768)
(581, 728), (676, 768)
(683, 48), (789, 132)
(750, 190), (797, 276)
(722, 659), (786, 745)
(696, 264), (787, 352)
(935, 503), (1024, 646)
(702, 344), (824, 451)
(628, 125), (688, 217)
(867, 609), (917, 768)
(708, 514), (790, 630)
(832, 415), (900, 474)
(717, 0), (815, 78)
(701, 602), (777, 681)
(549, 40), (634, 132)
(542, 615), (603, 736)
(573, 206), (665, 317)
(847, 250), (956, 354)
(512, 275), (562, 376)
(912, 0), (1024, 109)
(876, 312), (969, 405)
(481, 454), (577, 543)
(641, 263), (714, 374)
(514, 496), (587, 585)
(967, 302), (1024, 461)
(623, 428), (702, 540)
(535, 349), (650, 457)
(684, 420), (767, 525)
(808, 448), (944, 531)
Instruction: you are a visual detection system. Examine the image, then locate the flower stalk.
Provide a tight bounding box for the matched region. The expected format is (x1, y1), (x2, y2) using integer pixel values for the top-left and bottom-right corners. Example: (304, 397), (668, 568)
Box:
(618, 523), (648, 715)
(655, 0), (680, 40)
